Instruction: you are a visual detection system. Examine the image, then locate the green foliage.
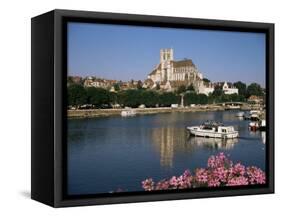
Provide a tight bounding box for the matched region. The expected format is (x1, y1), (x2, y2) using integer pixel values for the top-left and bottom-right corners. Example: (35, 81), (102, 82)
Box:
(176, 85), (187, 94)
(184, 93), (208, 105)
(67, 81), (251, 109)
(234, 81), (247, 97)
(187, 84), (195, 91)
(203, 78), (210, 83)
(117, 89), (141, 108)
(246, 83), (264, 97)
(137, 80), (143, 90)
(212, 85), (224, 97)
(156, 83), (160, 90)
(113, 83), (120, 91)
(159, 92), (180, 107)
(140, 91), (159, 107)
(87, 87), (111, 107)
(67, 84), (87, 106)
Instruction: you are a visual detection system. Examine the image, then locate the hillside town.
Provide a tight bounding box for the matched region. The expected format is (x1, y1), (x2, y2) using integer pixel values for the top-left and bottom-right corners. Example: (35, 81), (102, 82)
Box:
(67, 48), (265, 114)
(68, 48), (241, 95)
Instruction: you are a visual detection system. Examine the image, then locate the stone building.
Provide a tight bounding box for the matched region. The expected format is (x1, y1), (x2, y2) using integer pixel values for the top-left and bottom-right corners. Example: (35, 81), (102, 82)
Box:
(147, 48), (203, 91)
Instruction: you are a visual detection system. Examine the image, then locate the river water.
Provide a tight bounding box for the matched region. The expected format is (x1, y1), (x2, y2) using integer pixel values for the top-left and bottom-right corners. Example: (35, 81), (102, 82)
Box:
(67, 110), (266, 195)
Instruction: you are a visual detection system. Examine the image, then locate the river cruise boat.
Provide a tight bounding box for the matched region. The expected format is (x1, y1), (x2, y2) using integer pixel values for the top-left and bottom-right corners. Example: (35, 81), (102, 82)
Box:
(187, 121), (238, 139)
(248, 114), (261, 131)
(121, 108), (136, 117)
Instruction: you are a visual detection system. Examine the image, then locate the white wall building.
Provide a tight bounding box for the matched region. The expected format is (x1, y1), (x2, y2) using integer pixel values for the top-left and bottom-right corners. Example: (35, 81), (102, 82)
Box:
(222, 81), (239, 95)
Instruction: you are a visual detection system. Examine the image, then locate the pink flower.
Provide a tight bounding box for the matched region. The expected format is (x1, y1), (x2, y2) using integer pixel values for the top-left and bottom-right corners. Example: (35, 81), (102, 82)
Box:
(155, 180), (170, 190)
(195, 168), (208, 183)
(141, 153), (266, 192)
(213, 166), (228, 183)
(246, 166), (266, 184)
(207, 152), (232, 169)
(142, 178), (154, 191)
(232, 163), (246, 176)
(227, 176), (249, 186)
(178, 171), (193, 189)
(169, 176), (179, 187)
(207, 177), (220, 187)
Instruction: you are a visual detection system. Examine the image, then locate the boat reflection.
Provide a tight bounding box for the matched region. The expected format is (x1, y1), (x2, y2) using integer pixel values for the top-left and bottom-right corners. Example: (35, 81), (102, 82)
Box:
(187, 136), (238, 150)
(261, 131), (266, 145)
(150, 127), (238, 168)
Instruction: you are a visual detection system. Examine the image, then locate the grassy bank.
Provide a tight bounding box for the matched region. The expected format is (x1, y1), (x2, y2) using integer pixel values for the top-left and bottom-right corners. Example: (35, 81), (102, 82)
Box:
(67, 106), (226, 118)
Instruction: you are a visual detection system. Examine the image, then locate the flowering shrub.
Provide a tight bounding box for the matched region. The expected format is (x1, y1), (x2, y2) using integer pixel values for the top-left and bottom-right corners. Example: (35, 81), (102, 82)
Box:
(142, 153), (266, 191)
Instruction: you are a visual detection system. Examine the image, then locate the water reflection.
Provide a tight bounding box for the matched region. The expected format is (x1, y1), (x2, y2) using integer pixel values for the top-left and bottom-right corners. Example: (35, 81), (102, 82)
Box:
(150, 126), (238, 168)
(261, 131), (266, 145)
(68, 111), (266, 195)
(151, 128), (189, 168)
(187, 136), (238, 150)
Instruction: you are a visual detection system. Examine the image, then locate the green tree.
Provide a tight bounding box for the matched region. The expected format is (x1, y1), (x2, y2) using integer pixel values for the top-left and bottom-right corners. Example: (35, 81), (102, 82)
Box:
(117, 89), (141, 108)
(159, 92), (179, 107)
(187, 84), (195, 91)
(140, 91), (159, 107)
(212, 85), (223, 97)
(197, 94), (208, 104)
(184, 92), (198, 105)
(137, 80), (143, 89)
(87, 87), (111, 107)
(113, 83), (120, 91)
(67, 84), (87, 107)
(176, 85), (187, 94)
(203, 78), (210, 83)
(234, 81), (247, 97)
(247, 83), (264, 97)
(156, 83), (160, 90)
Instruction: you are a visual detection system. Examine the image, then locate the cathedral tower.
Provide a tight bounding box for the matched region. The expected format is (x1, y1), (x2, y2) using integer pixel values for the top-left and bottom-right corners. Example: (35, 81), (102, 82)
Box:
(160, 48), (174, 81)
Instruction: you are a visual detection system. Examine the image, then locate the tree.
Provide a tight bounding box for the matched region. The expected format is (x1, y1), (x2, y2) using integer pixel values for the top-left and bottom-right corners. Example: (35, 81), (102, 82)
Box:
(203, 78), (210, 83)
(197, 94), (208, 104)
(137, 80), (143, 89)
(233, 81), (247, 97)
(187, 84), (195, 91)
(87, 87), (111, 107)
(176, 85), (187, 94)
(247, 83), (264, 97)
(113, 83), (120, 91)
(117, 89), (142, 108)
(184, 93), (198, 105)
(159, 92), (179, 107)
(156, 83), (160, 90)
(67, 84), (87, 107)
(212, 85), (223, 97)
(140, 91), (158, 107)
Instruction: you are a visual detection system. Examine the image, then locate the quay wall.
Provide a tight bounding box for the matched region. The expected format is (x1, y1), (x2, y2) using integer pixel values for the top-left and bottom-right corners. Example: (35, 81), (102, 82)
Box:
(67, 106), (227, 118)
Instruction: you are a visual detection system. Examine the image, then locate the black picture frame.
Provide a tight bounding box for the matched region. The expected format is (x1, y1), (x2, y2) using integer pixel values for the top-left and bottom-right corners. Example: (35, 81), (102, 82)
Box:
(31, 9), (274, 207)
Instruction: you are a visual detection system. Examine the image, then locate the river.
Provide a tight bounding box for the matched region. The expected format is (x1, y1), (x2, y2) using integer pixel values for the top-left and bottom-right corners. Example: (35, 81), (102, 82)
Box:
(67, 110), (266, 195)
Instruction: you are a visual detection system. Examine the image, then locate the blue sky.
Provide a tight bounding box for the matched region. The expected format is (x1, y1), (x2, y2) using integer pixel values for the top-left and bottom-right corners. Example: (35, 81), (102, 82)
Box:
(67, 22), (266, 87)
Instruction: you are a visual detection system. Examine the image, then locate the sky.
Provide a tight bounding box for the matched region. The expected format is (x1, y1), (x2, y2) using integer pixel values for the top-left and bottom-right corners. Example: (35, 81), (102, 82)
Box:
(67, 22), (266, 87)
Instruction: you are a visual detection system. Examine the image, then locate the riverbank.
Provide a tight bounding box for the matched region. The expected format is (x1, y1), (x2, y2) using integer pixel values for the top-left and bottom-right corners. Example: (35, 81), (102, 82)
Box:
(68, 106), (227, 118)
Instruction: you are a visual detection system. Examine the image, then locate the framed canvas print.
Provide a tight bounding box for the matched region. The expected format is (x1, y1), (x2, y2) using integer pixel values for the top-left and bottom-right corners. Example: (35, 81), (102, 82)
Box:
(31, 9), (274, 207)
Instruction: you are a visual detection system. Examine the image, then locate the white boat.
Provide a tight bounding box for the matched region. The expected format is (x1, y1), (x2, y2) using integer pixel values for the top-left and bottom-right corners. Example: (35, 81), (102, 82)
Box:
(248, 114), (261, 131)
(121, 109), (136, 117)
(225, 105), (240, 110)
(236, 111), (245, 117)
(187, 121), (238, 139)
(260, 119), (266, 131)
(250, 110), (261, 115)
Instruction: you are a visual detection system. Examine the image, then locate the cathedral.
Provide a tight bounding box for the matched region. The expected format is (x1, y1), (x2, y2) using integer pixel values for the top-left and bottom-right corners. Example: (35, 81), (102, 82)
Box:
(147, 48), (204, 91)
